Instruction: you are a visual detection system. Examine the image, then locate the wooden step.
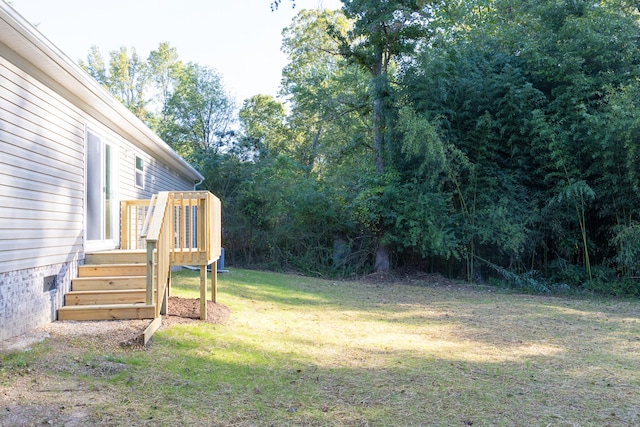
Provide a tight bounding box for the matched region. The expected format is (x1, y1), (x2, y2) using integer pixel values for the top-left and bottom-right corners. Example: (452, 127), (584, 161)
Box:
(71, 276), (146, 291)
(78, 263), (147, 278)
(64, 289), (154, 306)
(85, 250), (147, 265)
(58, 303), (156, 321)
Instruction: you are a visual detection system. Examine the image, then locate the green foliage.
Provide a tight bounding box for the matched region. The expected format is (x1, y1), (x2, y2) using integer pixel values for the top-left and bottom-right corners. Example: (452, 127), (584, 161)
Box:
(583, 266), (638, 297)
(81, 43), (236, 162)
(80, 1), (640, 295)
(384, 182), (461, 259)
(546, 258), (590, 289)
(232, 0), (640, 291)
(484, 261), (551, 294)
(161, 63), (235, 158)
(238, 95), (288, 158)
(611, 223), (640, 279)
(80, 46), (148, 119)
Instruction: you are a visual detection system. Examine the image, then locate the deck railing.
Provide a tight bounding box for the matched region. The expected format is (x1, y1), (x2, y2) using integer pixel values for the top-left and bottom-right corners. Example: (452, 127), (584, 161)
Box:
(122, 191), (222, 318)
(120, 199), (152, 250)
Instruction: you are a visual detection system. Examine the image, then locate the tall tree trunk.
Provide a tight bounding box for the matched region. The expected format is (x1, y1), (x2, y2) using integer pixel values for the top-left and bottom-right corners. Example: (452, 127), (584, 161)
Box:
(375, 244), (390, 272)
(307, 124), (323, 176)
(371, 53), (390, 272)
(372, 97), (385, 174)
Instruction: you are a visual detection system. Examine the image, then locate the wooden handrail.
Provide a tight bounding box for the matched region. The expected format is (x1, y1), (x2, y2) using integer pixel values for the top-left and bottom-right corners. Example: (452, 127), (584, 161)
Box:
(139, 194), (157, 240)
(142, 192), (170, 316)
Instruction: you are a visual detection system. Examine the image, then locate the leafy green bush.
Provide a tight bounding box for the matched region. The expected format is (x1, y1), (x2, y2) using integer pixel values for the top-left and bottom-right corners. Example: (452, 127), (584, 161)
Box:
(585, 266), (640, 297)
(547, 258), (589, 289)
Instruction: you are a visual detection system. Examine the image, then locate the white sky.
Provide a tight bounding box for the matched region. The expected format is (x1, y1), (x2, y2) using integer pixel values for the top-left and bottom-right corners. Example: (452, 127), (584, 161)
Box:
(9, 0), (342, 105)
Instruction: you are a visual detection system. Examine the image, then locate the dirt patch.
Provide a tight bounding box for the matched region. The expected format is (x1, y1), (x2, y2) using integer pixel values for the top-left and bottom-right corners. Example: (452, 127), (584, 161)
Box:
(161, 296), (231, 327)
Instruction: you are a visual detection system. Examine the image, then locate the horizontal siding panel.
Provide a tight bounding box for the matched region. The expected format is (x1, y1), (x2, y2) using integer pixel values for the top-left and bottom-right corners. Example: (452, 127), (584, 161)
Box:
(0, 64), (84, 137)
(0, 185), (83, 210)
(0, 236), (81, 251)
(0, 58), (84, 130)
(0, 219), (83, 232)
(0, 201), (83, 220)
(0, 162), (82, 193)
(117, 149), (195, 200)
(149, 162), (192, 192)
(0, 171), (83, 200)
(0, 135), (83, 184)
(0, 228), (80, 240)
(0, 52), (86, 275)
(0, 108), (83, 163)
(0, 246), (83, 274)
(0, 77), (84, 146)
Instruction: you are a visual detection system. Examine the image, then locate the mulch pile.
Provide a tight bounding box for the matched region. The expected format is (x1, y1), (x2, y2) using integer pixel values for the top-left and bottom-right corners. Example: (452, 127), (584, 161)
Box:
(161, 296), (231, 327)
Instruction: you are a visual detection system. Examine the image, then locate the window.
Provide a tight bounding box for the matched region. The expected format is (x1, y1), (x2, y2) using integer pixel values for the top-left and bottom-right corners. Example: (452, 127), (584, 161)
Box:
(135, 156), (144, 189)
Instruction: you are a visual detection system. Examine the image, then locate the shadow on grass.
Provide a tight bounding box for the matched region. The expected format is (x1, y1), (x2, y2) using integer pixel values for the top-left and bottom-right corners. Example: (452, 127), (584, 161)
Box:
(3, 267), (637, 426)
(147, 268), (640, 426)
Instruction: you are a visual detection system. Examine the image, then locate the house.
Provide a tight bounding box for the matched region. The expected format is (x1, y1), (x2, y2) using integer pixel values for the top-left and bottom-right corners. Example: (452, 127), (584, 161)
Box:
(0, 2), (219, 342)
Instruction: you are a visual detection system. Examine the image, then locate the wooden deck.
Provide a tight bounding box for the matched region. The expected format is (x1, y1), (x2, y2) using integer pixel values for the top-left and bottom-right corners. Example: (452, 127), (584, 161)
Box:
(57, 192), (222, 344)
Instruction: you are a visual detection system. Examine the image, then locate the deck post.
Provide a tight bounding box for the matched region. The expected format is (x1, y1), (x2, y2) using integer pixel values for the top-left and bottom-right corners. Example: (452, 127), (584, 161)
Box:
(120, 201), (129, 249)
(160, 280), (168, 315)
(146, 242), (156, 306)
(211, 261), (217, 303)
(200, 265), (207, 320)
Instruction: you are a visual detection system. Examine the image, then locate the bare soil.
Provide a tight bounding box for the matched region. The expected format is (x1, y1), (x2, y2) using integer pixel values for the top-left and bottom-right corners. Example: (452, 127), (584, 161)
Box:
(162, 295), (231, 327)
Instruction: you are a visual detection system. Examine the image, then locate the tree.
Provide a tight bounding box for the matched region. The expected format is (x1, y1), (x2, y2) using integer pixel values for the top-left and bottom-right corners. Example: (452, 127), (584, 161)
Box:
(161, 63), (236, 159)
(336, 0), (433, 174)
(238, 94), (289, 159)
(330, 0), (435, 270)
(81, 44), (161, 123)
(81, 46), (108, 86)
(146, 42), (181, 125)
(107, 47), (147, 119)
(281, 8), (369, 174)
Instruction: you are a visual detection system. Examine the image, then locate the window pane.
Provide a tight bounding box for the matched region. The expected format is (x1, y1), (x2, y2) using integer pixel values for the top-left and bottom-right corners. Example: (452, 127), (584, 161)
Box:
(105, 144), (112, 240)
(86, 132), (102, 241)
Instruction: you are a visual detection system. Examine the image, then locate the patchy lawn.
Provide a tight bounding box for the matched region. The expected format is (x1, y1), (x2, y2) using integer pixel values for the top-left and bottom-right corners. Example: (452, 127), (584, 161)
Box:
(1, 269), (639, 426)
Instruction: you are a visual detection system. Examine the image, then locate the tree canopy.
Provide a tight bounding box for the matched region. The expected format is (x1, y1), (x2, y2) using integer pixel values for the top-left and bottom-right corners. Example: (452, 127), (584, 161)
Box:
(85, 0), (640, 295)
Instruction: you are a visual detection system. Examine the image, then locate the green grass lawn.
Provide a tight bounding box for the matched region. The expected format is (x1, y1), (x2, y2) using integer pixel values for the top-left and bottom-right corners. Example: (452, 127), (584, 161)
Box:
(2, 268), (640, 426)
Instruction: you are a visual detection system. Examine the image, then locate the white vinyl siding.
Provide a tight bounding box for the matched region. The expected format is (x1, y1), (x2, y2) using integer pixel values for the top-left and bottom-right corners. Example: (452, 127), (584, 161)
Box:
(0, 53), (84, 274)
(0, 37), (196, 275)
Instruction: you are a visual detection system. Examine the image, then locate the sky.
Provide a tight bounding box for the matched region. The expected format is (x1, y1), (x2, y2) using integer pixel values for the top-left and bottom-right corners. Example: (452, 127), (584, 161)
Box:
(9, 0), (342, 104)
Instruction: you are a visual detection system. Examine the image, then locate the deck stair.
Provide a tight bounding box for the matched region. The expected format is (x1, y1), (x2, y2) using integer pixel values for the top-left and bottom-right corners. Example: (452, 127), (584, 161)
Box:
(58, 250), (156, 321)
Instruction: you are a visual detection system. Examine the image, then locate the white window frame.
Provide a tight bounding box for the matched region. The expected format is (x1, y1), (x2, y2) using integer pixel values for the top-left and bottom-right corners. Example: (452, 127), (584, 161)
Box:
(85, 125), (120, 251)
(135, 155), (144, 189)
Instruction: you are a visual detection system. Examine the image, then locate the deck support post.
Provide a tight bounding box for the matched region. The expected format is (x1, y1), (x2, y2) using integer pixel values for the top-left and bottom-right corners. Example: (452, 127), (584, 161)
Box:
(211, 261), (217, 303)
(146, 242), (156, 306)
(200, 265), (207, 321)
(160, 281), (168, 315)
